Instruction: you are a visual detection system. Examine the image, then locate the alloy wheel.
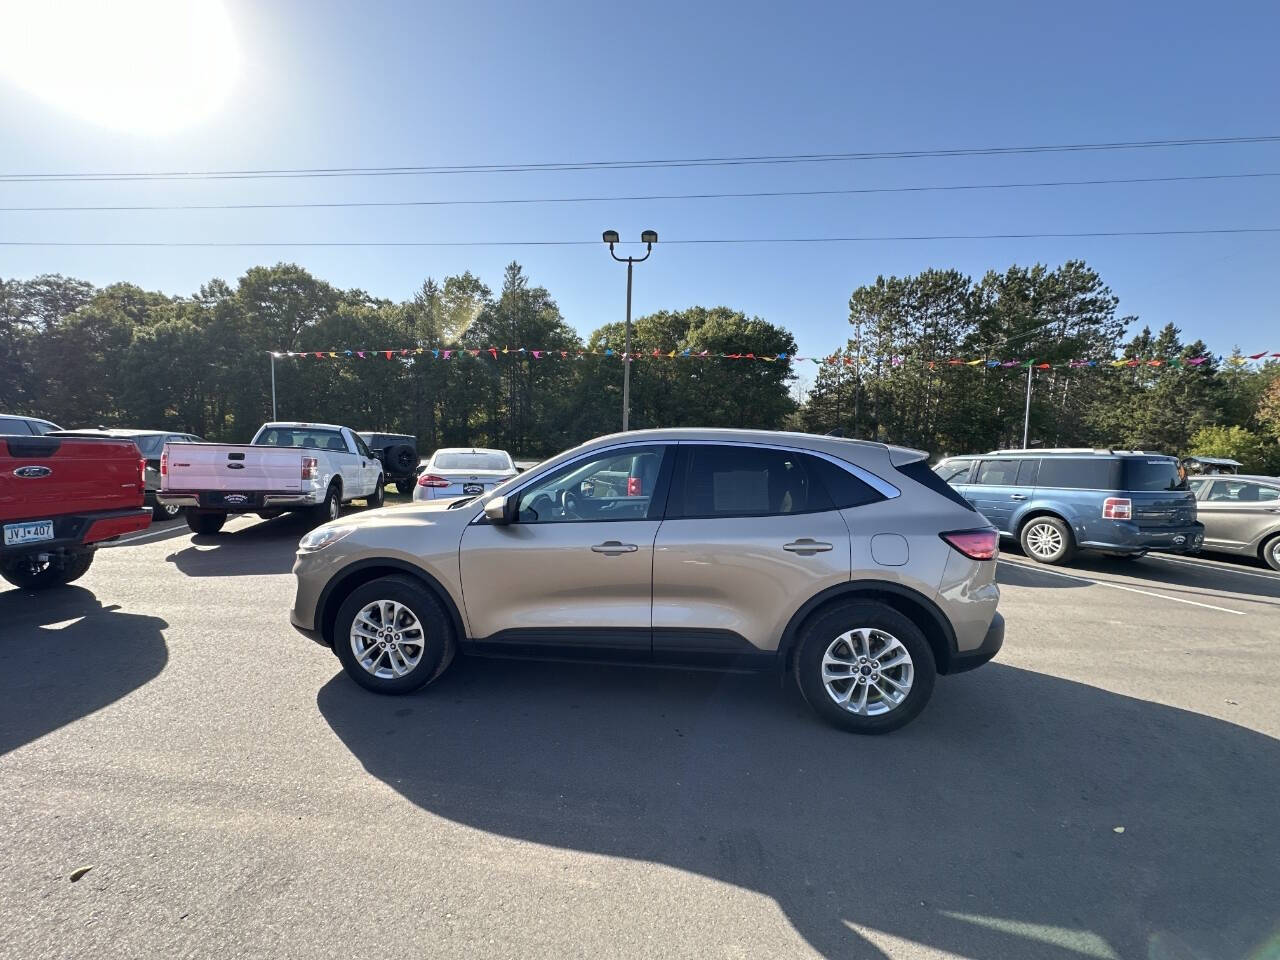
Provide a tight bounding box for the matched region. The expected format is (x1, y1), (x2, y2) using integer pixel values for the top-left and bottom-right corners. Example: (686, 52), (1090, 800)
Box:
(821, 628), (914, 716)
(1026, 522), (1064, 559)
(349, 599), (427, 680)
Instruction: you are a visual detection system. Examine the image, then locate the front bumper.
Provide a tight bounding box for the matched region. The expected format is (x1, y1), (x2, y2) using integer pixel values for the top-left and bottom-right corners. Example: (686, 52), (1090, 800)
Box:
(948, 612), (1004, 674)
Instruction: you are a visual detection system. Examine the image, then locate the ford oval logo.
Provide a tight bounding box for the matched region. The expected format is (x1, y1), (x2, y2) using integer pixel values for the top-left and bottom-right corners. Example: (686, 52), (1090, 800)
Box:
(14, 465), (52, 479)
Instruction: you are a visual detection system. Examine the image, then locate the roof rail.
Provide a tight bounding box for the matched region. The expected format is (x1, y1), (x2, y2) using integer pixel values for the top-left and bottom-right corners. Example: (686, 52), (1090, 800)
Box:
(986, 447), (1106, 455)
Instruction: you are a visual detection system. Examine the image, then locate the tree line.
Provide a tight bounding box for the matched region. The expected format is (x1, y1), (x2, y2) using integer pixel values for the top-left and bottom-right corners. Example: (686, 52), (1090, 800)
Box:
(1, 259), (1277, 469)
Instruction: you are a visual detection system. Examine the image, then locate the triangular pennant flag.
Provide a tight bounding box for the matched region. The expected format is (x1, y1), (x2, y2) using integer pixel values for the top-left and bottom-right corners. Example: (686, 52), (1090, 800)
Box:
(1249, 352), (1267, 359)
(966, 358), (984, 366)
(531, 350), (542, 358)
(668, 350), (677, 358)
(1035, 362), (1051, 369)
(488, 348), (498, 359)
(357, 351), (365, 358)
(443, 350), (453, 359)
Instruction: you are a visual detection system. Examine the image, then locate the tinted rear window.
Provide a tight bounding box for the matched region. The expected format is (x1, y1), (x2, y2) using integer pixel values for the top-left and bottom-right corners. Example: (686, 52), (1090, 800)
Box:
(897, 459), (975, 511)
(1036, 458), (1120, 489)
(433, 452), (511, 470)
(671, 444), (833, 517)
(255, 427), (346, 451)
(130, 435), (166, 456)
(806, 456), (885, 509)
(1120, 458), (1187, 491)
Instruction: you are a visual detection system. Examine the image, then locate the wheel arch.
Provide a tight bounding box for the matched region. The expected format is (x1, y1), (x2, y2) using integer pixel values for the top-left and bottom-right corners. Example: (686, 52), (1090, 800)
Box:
(778, 581), (959, 675)
(316, 559), (465, 648)
(1015, 507), (1074, 539)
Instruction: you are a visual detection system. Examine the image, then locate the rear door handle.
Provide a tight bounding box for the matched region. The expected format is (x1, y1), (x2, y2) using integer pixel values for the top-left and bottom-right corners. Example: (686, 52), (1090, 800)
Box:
(591, 541), (638, 555)
(783, 538), (833, 554)
(1010, 494), (1028, 501)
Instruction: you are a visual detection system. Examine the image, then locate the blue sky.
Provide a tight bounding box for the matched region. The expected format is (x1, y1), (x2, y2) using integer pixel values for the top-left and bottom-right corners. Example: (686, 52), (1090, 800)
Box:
(2, 0), (1278, 373)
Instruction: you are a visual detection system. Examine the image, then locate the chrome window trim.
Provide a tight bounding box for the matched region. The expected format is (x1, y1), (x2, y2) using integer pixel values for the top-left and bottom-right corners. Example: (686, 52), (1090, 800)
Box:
(469, 437), (900, 523)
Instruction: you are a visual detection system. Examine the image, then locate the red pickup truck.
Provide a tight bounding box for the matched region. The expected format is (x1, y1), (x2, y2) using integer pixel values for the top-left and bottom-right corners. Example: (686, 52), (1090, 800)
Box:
(1, 434), (152, 590)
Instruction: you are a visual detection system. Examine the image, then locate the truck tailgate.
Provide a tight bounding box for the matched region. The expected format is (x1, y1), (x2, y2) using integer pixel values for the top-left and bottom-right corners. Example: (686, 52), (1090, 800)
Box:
(1, 435), (145, 524)
(163, 443), (304, 493)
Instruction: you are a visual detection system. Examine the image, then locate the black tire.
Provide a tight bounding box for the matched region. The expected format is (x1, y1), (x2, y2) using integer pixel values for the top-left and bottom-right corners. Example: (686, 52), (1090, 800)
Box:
(1019, 515), (1075, 564)
(794, 601), (936, 734)
(152, 500), (182, 522)
(0, 551), (95, 590)
(1262, 534), (1280, 572)
(386, 443), (417, 475)
(185, 510), (226, 535)
(395, 479), (415, 497)
(311, 484), (342, 527)
(367, 476), (385, 508)
(332, 575), (456, 694)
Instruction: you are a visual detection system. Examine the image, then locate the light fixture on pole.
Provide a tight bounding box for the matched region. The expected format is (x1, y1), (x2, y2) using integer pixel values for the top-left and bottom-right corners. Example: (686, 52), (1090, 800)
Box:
(603, 229), (657, 431)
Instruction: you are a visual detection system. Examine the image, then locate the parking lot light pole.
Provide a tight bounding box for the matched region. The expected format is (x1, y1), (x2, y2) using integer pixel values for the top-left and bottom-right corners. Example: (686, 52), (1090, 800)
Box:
(1022, 364), (1032, 448)
(603, 230), (657, 431)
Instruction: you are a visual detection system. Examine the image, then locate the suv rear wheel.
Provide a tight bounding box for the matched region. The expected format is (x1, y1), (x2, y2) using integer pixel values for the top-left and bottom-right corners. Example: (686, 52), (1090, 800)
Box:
(794, 601), (936, 734)
(333, 576), (456, 694)
(1020, 516), (1075, 564)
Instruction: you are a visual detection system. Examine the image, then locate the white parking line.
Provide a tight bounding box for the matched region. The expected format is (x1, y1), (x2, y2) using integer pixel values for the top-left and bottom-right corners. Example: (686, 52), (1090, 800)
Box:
(1148, 553), (1280, 583)
(997, 559), (1247, 615)
(103, 523), (189, 547)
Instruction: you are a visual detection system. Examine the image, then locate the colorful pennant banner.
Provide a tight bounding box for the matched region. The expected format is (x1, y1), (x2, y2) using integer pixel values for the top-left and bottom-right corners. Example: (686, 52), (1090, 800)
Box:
(272, 347), (1280, 369)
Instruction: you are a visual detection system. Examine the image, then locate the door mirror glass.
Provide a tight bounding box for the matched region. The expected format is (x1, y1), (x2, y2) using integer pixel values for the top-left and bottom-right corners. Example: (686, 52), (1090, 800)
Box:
(484, 495), (511, 524)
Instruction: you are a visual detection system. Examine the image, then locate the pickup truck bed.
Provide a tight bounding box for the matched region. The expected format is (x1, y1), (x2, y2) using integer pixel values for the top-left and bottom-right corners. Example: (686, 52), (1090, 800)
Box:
(1, 434), (151, 590)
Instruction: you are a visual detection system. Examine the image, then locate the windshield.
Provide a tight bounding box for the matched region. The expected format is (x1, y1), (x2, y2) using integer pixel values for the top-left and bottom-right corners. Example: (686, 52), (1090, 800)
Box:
(432, 451), (511, 471)
(1121, 458), (1188, 492)
(254, 427), (347, 451)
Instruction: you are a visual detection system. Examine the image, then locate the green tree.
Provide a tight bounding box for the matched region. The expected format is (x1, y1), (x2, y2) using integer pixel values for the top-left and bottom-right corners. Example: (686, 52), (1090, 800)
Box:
(1186, 425), (1278, 473)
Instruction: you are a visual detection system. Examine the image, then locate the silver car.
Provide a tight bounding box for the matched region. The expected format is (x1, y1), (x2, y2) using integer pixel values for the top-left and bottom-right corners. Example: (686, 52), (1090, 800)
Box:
(412, 447), (518, 501)
(1187, 475), (1280, 570)
(292, 429), (1004, 733)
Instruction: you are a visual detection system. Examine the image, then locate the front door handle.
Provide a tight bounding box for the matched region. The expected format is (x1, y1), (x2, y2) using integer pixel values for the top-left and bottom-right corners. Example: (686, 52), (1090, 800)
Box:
(783, 538), (834, 554)
(1010, 494), (1028, 501)
(591, 541), (638, 555)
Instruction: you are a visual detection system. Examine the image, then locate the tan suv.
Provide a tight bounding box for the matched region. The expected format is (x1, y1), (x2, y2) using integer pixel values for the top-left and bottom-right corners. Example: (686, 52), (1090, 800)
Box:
(291, 429), (1003, 733)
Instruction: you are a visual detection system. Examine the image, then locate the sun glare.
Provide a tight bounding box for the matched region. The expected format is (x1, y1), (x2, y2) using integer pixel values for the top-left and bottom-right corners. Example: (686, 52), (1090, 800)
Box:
(0, 0), (238, 133)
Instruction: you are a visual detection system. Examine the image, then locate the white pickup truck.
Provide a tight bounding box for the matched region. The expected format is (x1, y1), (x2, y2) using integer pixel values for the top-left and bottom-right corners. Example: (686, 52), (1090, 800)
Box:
(158, 422), (385, 534)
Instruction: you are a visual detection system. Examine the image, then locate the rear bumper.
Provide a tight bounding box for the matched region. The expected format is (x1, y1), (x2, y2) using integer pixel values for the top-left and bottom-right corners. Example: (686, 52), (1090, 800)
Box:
(159, 489), (321, 511)
(1078, 520), (1204, 555)
(947, 612), (1004, 674)
(1, 507), (150, 560)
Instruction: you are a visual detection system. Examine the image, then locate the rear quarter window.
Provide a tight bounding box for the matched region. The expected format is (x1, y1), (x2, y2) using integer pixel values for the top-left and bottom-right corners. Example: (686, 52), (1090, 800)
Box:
(898, 459), (975, 511)
(1120, 458), (1188, 492)
(1036, 458), (1120, 489)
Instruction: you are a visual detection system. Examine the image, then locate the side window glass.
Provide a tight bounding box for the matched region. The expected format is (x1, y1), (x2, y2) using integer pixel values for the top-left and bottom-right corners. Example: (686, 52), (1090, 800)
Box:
(934, 459), (972, 483)
(1015, 458), (1040, 486)
(672, 445), (833, 518)
(1187, 478), (1208, 497)
(805, 455), (884, 509)
(1209, 481), (1267, 503)
(974, 459), (1019, 486)
(354, 435), (373, 459)
(1037, 458), (1117, 489)
(1259, 486), (1280, 502)
(515, 445), (666, 523)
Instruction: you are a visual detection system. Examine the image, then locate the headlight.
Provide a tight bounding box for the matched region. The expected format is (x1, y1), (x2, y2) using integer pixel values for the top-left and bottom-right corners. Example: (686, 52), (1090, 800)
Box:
(298, 524), (356, 553)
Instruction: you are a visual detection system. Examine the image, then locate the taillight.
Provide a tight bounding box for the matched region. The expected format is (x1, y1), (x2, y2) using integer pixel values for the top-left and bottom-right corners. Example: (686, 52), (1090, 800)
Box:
(301, 456), (318, 481)
(627, 476), (642, 496)
(941, 529), (999, 560)
(1102, 497), (1132, 520)
(160, 450), (168, 477)
(417, 474), (450, 488)
(139, 458), (147, 486)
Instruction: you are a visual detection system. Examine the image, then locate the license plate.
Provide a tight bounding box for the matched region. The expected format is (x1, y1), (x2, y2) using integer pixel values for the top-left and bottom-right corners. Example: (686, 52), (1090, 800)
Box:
(463, 484), (483, 495)
(4, 520), (55, 546)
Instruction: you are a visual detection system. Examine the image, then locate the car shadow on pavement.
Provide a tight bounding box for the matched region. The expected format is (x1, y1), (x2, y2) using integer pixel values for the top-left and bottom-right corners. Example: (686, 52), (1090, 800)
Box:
(317, 658), (1279, 960)
(0, 586), (168, 756)
(165, 514), (311, 577)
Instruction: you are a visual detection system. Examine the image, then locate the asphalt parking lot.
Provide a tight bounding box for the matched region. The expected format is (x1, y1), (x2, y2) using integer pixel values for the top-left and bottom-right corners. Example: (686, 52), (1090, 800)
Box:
(2, 511), (1278, 960)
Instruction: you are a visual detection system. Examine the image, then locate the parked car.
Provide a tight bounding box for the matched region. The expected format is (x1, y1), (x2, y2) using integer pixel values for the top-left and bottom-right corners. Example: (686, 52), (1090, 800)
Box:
(158, 422), (385, 535)
(1, 432), (150, 589)
(0, 414), (60, 436)
(357, 432), (420, 496)
(412, 447), (518, 501)
(50, 428), (203, 520)
(1187, 474), (1280, 571)
(292, 428), (1004, 734)
(934, 448), (1204, 564)
(1183, 455), (1242, 476)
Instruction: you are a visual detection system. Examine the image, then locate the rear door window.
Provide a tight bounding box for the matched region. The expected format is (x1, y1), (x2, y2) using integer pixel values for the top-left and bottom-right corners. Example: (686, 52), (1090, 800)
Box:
(1016, 458), (1040, 486)
(1207, 480), (1279, 502)
(1037, 458), (1120, 489)
(669, 445), (834, 518)
(974, 459), (1019, 486)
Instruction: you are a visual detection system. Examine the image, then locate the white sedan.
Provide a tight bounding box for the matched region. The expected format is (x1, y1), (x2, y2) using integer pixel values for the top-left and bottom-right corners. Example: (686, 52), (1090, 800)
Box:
(413, 447), (519, 501)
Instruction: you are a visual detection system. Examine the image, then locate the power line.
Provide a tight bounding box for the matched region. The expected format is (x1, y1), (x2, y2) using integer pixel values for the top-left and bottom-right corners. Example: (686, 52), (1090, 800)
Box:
(2, 135), (1279, 183)
(3, 170), (1276, 213)
(3, 227), (1279, 248)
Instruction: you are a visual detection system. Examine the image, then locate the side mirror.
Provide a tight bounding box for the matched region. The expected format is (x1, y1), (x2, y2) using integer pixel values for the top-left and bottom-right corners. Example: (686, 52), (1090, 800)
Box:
(484, 494), (513, 525)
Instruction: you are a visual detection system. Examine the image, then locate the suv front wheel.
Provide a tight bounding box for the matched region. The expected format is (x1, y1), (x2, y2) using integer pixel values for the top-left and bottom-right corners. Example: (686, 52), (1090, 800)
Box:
(333, 576), (456, 694)
(794, 601), (936, 734)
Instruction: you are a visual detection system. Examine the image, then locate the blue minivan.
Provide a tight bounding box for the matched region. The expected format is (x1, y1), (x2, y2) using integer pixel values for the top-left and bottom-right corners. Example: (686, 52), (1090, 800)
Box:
(934, 449), (1204, 564)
